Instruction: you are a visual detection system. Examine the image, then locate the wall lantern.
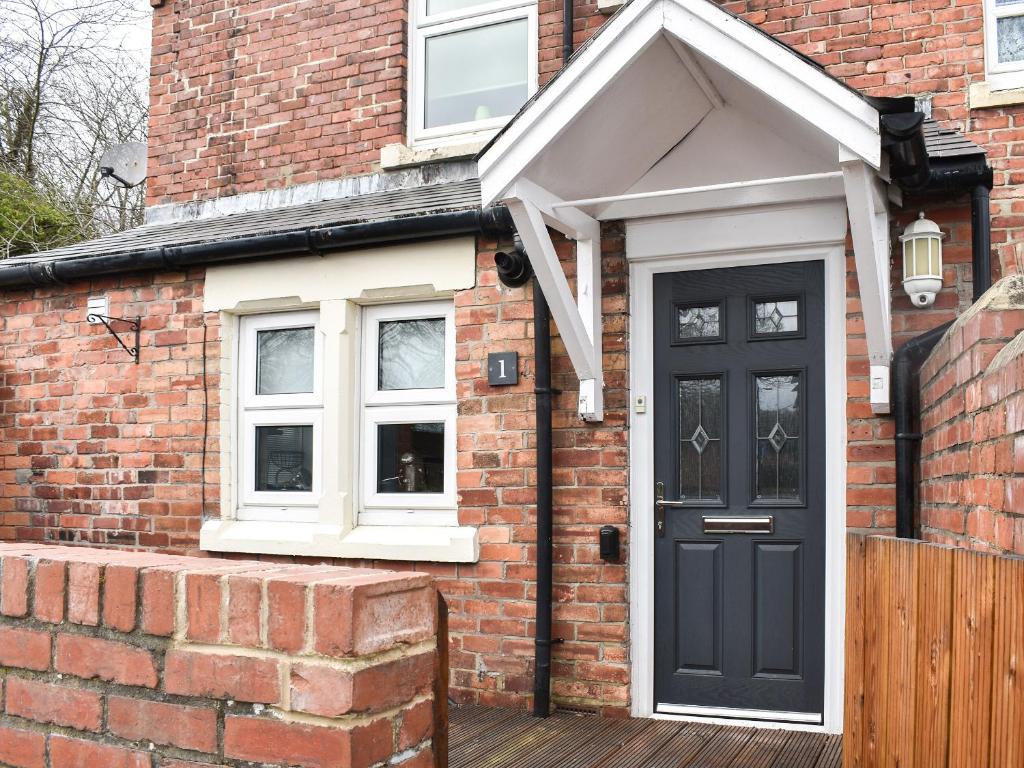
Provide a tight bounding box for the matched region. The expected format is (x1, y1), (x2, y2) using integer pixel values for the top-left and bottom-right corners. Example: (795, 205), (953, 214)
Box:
(900, 212), (944, 308)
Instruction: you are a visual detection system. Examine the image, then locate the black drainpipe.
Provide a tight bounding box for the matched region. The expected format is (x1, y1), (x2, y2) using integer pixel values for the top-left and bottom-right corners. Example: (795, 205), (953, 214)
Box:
(892, 320), (952, 538)
(531, 279), (556, 717)
(884, 113), (994, 537)
(494, 241), (558, 716)
(563, 0), (573, 65)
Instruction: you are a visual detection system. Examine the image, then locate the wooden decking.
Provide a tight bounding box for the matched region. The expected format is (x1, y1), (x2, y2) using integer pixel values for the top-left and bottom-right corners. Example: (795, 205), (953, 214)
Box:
(449, 704), (841, 768)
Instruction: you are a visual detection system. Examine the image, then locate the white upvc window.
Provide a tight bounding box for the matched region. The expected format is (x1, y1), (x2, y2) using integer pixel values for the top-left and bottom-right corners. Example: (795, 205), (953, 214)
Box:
(408, 0), (538, 146)
(360, 301), (458, 526)
(237, 311), (323, 523)
(985, 0), (1024, 90)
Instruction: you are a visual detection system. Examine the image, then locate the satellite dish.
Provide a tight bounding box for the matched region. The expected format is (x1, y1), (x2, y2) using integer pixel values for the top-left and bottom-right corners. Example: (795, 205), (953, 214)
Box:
(99, 142), (147, 188)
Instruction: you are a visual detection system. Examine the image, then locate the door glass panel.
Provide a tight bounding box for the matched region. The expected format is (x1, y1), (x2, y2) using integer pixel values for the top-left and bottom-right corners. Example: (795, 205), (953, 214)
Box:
(377, 422), (445, 493)
(255, 425), (313, 492)
(378, 318), (446, 390)
(752, 299), (800, 336)
(755, 374), (802, 501)
(675, 302), (722, 342)
(677, 376), (723, 502)
(256, 327), (314, 394)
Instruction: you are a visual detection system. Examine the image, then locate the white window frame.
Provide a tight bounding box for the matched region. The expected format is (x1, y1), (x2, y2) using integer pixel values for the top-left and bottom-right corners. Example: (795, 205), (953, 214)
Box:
(985, 0), (1024, 90)
(359, 301), (458, 525)
(408, 0), (539, 147)
(236, 310), (323, 523)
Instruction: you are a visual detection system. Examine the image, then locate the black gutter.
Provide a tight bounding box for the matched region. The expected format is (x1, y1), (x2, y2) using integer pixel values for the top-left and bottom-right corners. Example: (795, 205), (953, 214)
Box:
(884, 113), (994, 538)
(892, 320), (952, 539)
(0, 207), (514, 289)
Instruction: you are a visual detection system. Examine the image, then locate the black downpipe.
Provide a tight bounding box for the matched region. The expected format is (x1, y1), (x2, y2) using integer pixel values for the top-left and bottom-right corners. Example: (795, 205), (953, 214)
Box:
(562, 0), (573, 65)
(883, 115), (994, 539)
(892, 321), (952, 539)
(972, 182), (993, 301)
(532, 280), (555, 717)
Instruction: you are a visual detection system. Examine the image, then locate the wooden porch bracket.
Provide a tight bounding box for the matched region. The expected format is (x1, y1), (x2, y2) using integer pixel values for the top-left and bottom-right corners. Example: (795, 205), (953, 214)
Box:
(842, 156), (893, 414)
(506, 180), (604, 422)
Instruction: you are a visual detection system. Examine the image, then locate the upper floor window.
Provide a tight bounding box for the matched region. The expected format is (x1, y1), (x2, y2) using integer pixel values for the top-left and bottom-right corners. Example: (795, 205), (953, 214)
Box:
(409, 0), (538, 146)
(985, 0), (1024, 90)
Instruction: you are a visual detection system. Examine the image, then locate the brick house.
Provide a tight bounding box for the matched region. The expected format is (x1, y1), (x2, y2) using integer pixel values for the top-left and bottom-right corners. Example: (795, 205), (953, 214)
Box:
(0, 0), (1022, 735)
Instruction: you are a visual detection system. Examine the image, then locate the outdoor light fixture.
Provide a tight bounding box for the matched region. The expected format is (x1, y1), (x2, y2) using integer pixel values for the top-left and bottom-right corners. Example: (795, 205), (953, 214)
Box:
(900, 212), (944, 308)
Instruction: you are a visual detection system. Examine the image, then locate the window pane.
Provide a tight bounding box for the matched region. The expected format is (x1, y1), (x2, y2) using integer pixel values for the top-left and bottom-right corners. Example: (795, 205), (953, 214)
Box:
(255, 425), (313, 492)
(256, 327), (314, 395)
(677, 376), (723, 502)
(755, 374), (802, 502)
(998, 16), (1024, 63)
(377, 423), (445, 493)
(753, 299), (800, 336)
(426, 0), (491, 14)
(424, 20), (528, 129)
(379, 318), (446, 390)
(677, 303), (721, 341)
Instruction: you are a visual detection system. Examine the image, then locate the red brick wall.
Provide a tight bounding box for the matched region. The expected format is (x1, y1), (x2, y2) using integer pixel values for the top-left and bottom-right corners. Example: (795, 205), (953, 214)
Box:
(444, 223), (630, 712)
(0, 543), (439, 768)
(0, 272), (217, 550)
(918, 273), (1024, 552)
(845, 201), (975, 533)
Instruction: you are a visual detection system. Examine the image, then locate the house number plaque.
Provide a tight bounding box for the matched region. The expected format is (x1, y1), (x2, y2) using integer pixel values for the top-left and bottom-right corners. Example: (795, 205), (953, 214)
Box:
(487, 351), (519, 386)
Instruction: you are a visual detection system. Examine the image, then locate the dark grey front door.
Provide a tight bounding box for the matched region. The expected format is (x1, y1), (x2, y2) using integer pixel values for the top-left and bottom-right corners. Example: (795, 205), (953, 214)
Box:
(652, 261), (825, 720)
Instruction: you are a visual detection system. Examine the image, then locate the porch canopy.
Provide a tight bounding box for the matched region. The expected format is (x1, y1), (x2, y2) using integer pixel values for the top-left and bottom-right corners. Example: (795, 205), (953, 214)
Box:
(478, 0), (895, 420)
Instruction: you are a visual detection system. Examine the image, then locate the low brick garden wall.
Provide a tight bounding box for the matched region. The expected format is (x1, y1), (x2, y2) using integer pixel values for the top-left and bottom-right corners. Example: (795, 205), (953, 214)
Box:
(0, 544), (439, 768)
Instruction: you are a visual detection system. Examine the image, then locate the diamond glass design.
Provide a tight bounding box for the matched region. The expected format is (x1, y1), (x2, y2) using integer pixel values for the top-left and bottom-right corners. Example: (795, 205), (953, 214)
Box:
(755, 374), (802, 501)
(753, 299), (799, 336)
(677, 304), (721, 341)
(691, 425), (711, 454)
(677, 377), (723, 502)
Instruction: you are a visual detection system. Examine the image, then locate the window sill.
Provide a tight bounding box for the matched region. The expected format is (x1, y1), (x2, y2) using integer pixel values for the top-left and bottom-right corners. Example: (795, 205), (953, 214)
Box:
(200, 519), (479, 562)
(380, 141), (487, 170)
(969, 80), (1024, 109)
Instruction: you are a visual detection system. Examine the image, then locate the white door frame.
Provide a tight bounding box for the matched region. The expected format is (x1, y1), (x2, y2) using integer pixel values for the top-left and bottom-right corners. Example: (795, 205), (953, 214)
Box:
(627, 240), (848, 734)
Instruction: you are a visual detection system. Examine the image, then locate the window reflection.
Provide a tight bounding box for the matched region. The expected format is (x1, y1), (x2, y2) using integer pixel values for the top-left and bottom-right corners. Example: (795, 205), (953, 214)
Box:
(678, 376), (723, 502)
(754, 374), (801, 501)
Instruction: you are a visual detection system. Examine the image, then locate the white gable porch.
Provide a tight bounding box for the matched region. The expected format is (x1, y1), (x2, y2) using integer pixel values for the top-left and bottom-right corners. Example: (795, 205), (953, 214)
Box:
(478, 0), (895, 420)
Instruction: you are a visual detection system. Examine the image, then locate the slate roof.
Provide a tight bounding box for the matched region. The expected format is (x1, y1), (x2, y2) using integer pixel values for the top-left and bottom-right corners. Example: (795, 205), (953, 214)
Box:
(922, 118), (986, 159)
(0, 178), (482, 270)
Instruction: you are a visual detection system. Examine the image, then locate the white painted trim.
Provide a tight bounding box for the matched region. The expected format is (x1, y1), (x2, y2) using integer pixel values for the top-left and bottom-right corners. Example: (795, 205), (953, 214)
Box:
(200, 519), (479, 562)
(984, 0), (1024, 92)
(627, 240), (847, 734)
(361, 301), (456, 407)
(478, 0), (880, 204)
(506, 191), (604, 420)
(650, 712), (828, 734)
(408, 0), (538, 147)
(553, 172), (844, 215)
(841, 158), (892, 413)
(656, 704), (822, 724)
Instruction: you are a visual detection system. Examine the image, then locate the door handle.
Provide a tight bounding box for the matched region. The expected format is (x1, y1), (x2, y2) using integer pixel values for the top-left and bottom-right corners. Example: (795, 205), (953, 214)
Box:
(654, 481), (686, 537)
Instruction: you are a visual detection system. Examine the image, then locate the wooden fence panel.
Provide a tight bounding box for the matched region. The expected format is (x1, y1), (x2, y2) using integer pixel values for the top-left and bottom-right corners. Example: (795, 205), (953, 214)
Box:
(948, 548), (995, 767)
(988, 555), (1024, 767)
(844, 535), (1022, 768)
(911, 541), (953, 768)
(843, 536), (866, 768)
